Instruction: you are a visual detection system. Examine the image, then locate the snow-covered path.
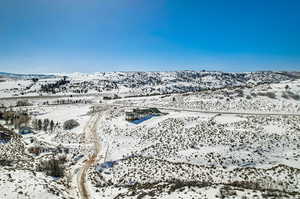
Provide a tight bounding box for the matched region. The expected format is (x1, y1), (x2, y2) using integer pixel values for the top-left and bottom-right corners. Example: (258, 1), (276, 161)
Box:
(76, 108), (107, 199)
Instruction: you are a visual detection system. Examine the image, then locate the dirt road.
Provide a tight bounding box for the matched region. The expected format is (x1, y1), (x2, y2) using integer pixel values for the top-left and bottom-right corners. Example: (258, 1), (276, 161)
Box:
(77, 109), (105, 199)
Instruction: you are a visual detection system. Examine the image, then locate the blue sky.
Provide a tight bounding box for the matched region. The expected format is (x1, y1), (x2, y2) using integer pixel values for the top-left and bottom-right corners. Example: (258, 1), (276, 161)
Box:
(0, 0), (299, 73)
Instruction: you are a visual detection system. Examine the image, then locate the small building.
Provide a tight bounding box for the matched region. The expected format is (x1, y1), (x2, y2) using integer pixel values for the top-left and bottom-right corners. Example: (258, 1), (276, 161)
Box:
(101, 161), (114, 168)
(125, 108), (161, 121)
(96, 161), (115, 172)
(19, 127), (34, 135)
(125, 112), (136, 121)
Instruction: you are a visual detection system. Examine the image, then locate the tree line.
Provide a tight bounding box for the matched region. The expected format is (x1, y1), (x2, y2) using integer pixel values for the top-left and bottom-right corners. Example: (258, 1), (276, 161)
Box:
(42, 98), (91, 105)
(40, 77), (69, 94)
(31, 118), (59, 132)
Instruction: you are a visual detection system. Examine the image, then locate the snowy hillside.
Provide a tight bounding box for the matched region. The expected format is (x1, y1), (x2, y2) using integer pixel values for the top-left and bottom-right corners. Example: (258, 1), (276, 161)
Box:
(0, 70), (299, 199)
(0, 72), (56, 79)
(0, 71), (296, 98)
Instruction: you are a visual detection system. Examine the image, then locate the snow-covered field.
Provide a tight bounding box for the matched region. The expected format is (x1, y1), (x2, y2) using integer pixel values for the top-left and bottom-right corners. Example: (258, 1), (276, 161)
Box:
(0, 71), (299, 198)
(88, 107), (300, 198)
(0, 168), (68, 199)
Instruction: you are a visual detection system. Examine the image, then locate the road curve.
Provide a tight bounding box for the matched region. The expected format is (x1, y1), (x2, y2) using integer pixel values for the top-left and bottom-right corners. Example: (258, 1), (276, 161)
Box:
(77, 111), (103, 199)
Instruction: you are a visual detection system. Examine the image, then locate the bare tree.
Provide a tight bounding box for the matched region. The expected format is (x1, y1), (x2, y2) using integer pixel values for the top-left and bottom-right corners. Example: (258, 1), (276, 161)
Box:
(43, 119), (49, 131)
(38, 119), (42, 130)
(32, 119), (38, 130)
(50, 120), (54, 132)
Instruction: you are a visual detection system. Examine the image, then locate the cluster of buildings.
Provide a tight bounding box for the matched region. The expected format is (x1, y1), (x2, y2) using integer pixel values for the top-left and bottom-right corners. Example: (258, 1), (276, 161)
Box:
(125, 108), (161, 121)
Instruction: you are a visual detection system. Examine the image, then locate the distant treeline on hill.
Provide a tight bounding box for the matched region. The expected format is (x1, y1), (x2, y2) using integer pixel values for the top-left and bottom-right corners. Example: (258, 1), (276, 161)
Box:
(0, 72), (56, 79)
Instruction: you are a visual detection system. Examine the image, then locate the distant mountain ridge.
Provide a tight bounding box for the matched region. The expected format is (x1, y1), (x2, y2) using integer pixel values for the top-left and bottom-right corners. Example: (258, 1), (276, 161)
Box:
(36, 70), (298, 96)
(1, 70), (299, 97)
(0, 72), (56, 79)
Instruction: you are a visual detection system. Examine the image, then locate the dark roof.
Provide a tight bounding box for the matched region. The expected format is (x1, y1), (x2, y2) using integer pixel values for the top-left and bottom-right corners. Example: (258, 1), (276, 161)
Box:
(19, 127), (34, 134)
(19, 127), (33, 130)
(132, 108), (160, 114)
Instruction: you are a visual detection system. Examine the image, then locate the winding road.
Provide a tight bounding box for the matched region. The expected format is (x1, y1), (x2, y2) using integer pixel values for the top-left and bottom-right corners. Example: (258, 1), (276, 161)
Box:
(76, 108), (107, 199)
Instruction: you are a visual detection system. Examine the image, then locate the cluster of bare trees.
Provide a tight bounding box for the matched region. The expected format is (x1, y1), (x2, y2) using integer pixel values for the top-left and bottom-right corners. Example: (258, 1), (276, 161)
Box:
(71, 89), (88, 94)
(16, 100), (32, 107)
(0, 109), (61, 132)
(32, 118), (58, 132)
(1, 110), (30, 129)
(37, 157), (65, 177)
(42, 98), (91, 105)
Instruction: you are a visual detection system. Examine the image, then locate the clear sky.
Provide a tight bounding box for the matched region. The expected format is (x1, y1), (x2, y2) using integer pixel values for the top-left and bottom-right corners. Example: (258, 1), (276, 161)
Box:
(0, 0), (299, 73)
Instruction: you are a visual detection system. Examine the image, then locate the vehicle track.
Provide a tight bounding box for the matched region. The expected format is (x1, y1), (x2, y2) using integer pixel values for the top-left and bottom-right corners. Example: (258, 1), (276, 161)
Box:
(77, 110), (105, 199)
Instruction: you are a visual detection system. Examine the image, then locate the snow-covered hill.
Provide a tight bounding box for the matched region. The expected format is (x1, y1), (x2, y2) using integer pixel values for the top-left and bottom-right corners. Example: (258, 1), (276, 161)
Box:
(64, 71), (294, 95)
(0, 70), (299, 198)
(0, 71), (297, 98)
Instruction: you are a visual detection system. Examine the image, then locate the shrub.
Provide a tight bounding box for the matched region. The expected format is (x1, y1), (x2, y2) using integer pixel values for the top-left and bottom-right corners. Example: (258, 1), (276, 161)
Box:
(0, 159), (13, 166)
(281, 92), (289, 99)
(63, 119), (79, 130)
(266, 92), (276, 99)
(286, 91), (300, 100)
(256, 92), (276, 99)
(16, 100), (32, 107)
(250, 93), (257, 97)
(236, 89), (244, 97)
(37, 159), (64, 177)
(281, 91), (300, 100)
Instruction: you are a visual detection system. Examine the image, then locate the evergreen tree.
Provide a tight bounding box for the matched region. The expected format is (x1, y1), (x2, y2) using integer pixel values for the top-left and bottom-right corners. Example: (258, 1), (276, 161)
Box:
(43, 119), (49, 131)
(285, 85), (290, 91)
(50, 120), (54, 132)
(38, 119), (42, 130)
